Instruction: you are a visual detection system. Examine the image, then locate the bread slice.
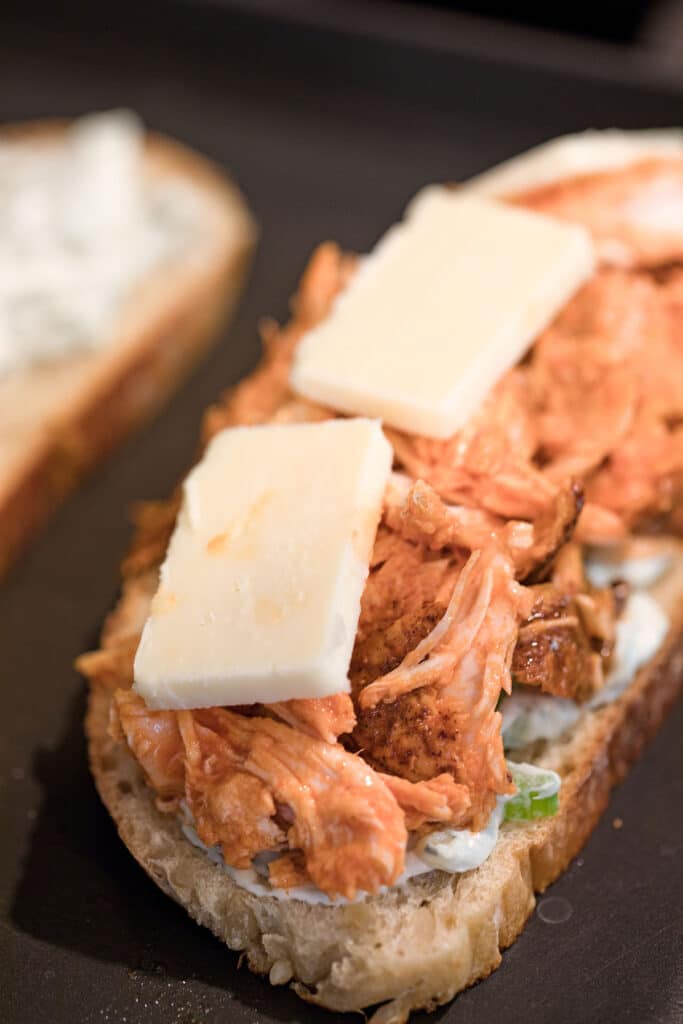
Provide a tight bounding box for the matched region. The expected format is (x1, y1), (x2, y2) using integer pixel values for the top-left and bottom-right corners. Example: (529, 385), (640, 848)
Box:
(85, 550), (683, 1023)
(0, 120), (256, 579)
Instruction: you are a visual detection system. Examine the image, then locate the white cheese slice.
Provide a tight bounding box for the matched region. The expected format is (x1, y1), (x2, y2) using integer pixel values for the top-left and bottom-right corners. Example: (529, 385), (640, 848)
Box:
(461, 129), (683, 199)
(290, 190), (595, 439)
(134, 418), (392, 709)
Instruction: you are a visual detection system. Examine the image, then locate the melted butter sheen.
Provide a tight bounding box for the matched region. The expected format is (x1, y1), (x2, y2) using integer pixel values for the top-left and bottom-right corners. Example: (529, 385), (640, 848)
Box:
(0, 109), (199, 376)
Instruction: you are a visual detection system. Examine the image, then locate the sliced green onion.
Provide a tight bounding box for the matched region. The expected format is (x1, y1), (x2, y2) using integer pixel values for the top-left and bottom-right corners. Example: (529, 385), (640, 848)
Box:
(504, 761), (561, 821)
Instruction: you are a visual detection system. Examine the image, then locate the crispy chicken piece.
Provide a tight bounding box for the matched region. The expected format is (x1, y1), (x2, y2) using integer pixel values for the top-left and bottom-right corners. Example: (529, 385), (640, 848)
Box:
(437, 549), (530, 811)
(385, 473), (521, 555)
(358, 550), (497, 710)
(532, 272), (646, 483)
(267, 851), (311, 890)
(359, 527), (462, 641)
(352, 598), (446, 693)
(514, 157), (683, 268)
(511, 588), (603, 702)
(267, 693), (356, 743)
(352, 546), (529, 830)
(511, 556), (617, 702)
(352, 677), (464, 780)
(379, 772), (471, 831)
(586, 413), (683, 533)
(112, 689), (185, 803)
(116, 692), (408, 898)
(388, 373), (555, 522)
(186, 707), (407, 899)
(384, 473), (582, 583)
(551, 541), (587, 593)
(178, 711), (286, 867)
(517, 482), (584, 583)
(531, 269), (683, 540)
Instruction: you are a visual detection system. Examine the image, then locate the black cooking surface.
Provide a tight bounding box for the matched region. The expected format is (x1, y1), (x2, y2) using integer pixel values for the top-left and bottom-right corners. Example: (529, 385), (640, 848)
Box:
(2, 4), (683, 1023)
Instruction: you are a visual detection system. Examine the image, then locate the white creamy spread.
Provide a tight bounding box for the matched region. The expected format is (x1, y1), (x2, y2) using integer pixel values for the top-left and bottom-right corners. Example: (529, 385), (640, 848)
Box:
(417, 799), (506, 874)
(0, 109), (201, 376)
(180, 797), (509, 907)
(589, 590), (669, 708)
(180, 818), (434, 906)
(502, 692), (581, 750)
(585, 545), (674, 589)
(503, 564), (671, 748)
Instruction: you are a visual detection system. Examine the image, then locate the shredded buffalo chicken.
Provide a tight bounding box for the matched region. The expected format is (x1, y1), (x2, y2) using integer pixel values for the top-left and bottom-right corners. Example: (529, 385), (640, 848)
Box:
(79, 161), (683, 898)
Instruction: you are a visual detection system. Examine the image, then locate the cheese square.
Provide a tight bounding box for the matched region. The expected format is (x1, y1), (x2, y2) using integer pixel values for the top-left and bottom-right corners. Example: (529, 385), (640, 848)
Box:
(134, 418), (392, 709)
(290, 190), (595, 439)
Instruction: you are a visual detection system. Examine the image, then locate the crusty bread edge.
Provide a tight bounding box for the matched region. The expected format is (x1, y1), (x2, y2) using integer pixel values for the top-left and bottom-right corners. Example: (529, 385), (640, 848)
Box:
(0, 122), (256, 579)
(85, 565), (683, 1023)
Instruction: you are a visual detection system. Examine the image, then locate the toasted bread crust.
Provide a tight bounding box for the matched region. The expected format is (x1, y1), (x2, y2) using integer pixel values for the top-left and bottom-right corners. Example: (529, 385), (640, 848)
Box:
(85, 563), (683, 1022)
(0, 123), (255, 579)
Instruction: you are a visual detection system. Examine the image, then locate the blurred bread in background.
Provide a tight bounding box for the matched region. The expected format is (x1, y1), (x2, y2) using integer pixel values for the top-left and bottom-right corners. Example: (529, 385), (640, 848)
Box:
(0, 111), (256, 579)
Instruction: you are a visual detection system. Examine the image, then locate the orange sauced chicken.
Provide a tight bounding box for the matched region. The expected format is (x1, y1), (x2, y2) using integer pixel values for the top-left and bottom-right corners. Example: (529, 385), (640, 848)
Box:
(177, 708), (407, 899)
(513, 157), (683, 267)
(352, 551), (527, 830)
(79, 160), (683, 899)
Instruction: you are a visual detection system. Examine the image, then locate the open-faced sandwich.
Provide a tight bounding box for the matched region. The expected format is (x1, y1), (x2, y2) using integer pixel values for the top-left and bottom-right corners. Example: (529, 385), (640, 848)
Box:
(79, 129), (683, 1023)
(0, 110), (255, 579)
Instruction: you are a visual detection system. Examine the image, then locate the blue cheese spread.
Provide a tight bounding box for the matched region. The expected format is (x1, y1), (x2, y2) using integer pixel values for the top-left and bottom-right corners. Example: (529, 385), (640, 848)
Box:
(0, 109), (200, 377)
(180, 795), (510, 906)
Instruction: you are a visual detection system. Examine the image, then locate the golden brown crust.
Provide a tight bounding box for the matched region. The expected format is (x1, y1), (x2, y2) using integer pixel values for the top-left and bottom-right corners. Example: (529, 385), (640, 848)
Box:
(84, 563), (683, 1022)
(0, 121), (256, 579)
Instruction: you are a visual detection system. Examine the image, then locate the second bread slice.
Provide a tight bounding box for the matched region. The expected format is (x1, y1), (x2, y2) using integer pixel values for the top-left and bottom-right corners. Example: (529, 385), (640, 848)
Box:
(0, 119), (256, 579)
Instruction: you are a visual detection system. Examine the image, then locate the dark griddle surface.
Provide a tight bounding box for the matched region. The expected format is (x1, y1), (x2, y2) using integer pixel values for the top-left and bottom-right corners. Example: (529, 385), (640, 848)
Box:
(2, 4), (682, 1023)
